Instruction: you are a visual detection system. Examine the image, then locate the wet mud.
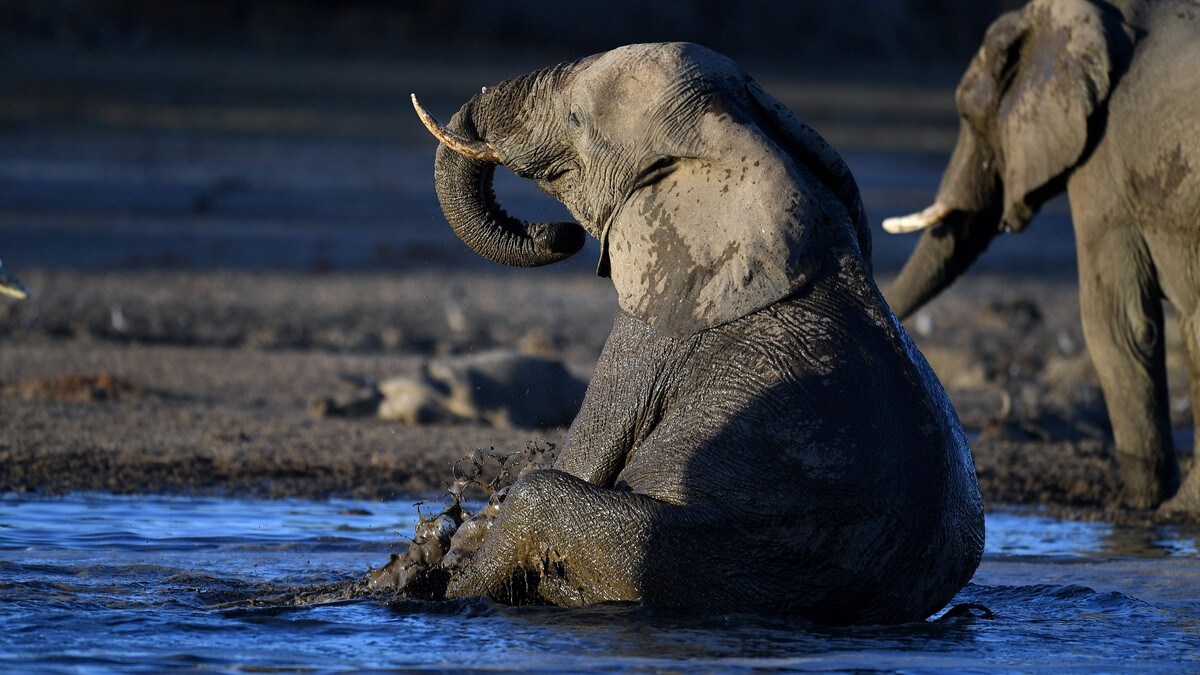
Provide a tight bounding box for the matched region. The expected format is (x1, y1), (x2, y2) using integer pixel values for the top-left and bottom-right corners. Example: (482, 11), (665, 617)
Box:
(3, 372), (145, 403)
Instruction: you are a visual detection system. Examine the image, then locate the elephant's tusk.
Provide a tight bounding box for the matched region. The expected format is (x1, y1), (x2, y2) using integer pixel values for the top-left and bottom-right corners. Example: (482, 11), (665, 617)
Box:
(882, 203), (952, 234)
(411, 94), (501, 164)
(0, 259), (29, 299)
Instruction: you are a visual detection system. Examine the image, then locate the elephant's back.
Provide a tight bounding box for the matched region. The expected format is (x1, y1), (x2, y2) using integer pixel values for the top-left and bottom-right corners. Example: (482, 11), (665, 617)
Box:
(688, 291), (975, 505)
(1107, 3), (1200, 172)
(617, 289), (984, 621)
(1093, 4), (1200, 309)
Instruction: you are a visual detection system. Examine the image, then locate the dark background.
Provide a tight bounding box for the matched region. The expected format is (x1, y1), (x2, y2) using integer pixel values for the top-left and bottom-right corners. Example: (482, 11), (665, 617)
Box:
(2, 1), (1016, 71)
(0, 0), (1068, 278)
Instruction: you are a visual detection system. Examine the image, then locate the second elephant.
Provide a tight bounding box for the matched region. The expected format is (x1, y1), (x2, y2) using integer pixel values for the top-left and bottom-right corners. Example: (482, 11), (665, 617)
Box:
(883, 0), (1200, 516)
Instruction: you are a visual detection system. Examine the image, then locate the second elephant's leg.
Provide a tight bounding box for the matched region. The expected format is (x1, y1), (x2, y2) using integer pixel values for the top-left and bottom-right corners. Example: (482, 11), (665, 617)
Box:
(1160, 308), (1200, 516)
(443, 469), (693, 606)
(1078, 235), (1179, 508)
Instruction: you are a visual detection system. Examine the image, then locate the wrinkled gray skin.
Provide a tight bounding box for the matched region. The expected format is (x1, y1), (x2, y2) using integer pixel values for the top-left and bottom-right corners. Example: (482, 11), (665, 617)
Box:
(884, 0), (1200, 515)
(422, 42), (983, 625)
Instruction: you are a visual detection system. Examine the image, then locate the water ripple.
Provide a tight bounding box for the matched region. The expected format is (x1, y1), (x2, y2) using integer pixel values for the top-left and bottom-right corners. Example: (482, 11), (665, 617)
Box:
(2, 493), (1198, 671)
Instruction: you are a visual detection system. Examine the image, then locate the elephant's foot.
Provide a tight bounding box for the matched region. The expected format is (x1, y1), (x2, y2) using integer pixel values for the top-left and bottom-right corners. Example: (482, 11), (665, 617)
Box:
(1116, 450), (1180, 509)
(368, 445), (556, 599)
(442, 469), (663, 608)
(366, 484), (511, 598)
(367, 552), (451, 599)
(440, 487), (506, 569)
(366, 502), (464, 597)
(1157, 490), (1200, 522)
(1157, 466), (1200, 522)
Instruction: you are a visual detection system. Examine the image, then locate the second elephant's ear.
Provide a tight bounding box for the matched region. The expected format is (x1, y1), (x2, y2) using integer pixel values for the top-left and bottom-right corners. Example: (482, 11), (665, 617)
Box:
(601, 87), (827, 337)
(994, 0), (1128, 230)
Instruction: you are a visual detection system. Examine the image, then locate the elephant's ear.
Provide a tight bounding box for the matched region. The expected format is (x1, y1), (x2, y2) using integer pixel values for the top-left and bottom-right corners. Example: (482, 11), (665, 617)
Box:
(746, 81), (871, 272)
(601, 89), (826, 337)
(995, 0), (1126, 230)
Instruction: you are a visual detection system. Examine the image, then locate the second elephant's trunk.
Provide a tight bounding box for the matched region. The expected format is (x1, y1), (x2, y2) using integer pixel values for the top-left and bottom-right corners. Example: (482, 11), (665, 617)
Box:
(883, 206), (1002, 319)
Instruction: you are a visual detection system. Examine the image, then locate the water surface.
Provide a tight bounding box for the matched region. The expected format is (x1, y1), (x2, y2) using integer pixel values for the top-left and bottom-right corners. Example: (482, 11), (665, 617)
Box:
(2, 494), (1198, 672)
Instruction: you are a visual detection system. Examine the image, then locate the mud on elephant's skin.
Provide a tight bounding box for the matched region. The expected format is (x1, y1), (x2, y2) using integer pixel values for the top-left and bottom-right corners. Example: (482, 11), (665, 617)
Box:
(882, 0), (1200, 516)
(396, 42), (983, 625)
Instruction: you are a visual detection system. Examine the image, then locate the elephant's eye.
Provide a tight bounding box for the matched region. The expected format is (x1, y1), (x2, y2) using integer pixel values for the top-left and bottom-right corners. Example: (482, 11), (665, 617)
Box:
(545, 165), (574, 183)
(567, 103), (586, 131)
(542, 158), (578, 185)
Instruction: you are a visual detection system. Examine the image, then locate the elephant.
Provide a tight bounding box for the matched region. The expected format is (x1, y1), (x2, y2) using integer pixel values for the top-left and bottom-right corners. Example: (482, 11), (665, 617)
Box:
(376, 350), (586, 428)
(881, 0), (1200, 515)
(308, 350), (585, 427)
(405, 42), (984, 625)
(0, 259), (28, 299)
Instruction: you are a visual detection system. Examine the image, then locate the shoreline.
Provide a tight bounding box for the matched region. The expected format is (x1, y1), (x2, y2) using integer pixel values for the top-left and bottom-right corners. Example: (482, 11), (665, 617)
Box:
(2, 268), (1194, 526)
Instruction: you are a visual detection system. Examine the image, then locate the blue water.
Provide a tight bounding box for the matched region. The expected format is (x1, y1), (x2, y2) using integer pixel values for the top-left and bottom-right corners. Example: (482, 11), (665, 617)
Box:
(2, 495), (1198, 672)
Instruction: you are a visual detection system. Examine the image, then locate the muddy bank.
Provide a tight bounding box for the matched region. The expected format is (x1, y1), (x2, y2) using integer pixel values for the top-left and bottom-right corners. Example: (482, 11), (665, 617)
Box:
(0, 268), (1193, 524)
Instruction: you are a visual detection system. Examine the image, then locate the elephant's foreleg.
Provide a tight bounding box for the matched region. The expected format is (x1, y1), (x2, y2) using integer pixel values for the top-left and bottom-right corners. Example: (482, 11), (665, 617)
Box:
(553, 313), (675, 485)
(443, 468), (688, 606)
(1077, 233), (1179, 508)
(1160, 308), (1200, 516)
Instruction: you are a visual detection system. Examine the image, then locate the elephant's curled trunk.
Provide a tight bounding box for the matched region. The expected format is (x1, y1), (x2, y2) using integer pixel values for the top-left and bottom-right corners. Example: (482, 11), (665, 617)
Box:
(418, 96), (585, 268)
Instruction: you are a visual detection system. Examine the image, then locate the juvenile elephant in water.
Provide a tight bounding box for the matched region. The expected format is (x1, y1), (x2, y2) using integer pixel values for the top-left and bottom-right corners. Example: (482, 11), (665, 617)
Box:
(409, 42), (983, 625)
(882, 0), (1200, 515)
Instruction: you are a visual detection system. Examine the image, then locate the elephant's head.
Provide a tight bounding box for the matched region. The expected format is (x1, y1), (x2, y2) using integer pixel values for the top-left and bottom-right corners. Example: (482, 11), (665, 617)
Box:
(882, 0), (1132, 319)
(415, 42), (867, 336)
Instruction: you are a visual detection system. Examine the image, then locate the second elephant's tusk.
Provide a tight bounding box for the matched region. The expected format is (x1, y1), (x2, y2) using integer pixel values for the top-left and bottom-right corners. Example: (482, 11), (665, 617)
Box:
(411, 94), (501, 164)
(0, 259), (29, 299)
(882, 203), (952, 234)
